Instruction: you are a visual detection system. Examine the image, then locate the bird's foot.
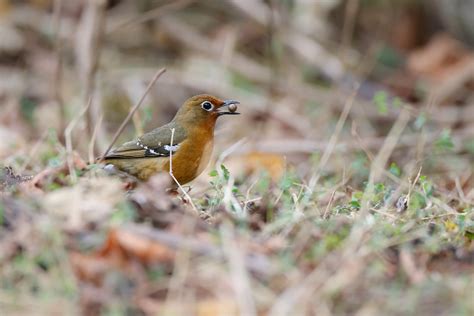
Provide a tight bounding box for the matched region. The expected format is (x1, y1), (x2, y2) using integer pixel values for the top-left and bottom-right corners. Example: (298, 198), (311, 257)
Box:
(166, 187), (179, 195)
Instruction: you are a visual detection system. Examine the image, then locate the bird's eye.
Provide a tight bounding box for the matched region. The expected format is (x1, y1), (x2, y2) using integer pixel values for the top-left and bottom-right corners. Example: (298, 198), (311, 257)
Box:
(201, 101), (214, 111)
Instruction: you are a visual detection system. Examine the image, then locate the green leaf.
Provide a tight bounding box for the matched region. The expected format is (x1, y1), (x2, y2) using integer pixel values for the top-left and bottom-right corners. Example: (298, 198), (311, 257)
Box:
(465, 231), (474, 240)
(414, 113), (426, 130)
(220, 164), (230, 181)
(20, 97), (37, 123)
(435, 129), (454, 152)
(389, 162), (401, 177)
(350, 199), (361, 209)
(419, 175), (434, 197)
(409, 192), (426, 211)
(143, 106), (153, 124)
(392, 97), (403, 108)
(353, 191), (363, 200)
(465, 138), (474, 154)
(376, 45), (403, 68)
(209, 169), (218, 177)
(279, 173), (295, 191)
(374, 182), (385, 193)
(232, 73), (258, 93)
(0, 202), (4, 226)
(373, 91), (388, 115)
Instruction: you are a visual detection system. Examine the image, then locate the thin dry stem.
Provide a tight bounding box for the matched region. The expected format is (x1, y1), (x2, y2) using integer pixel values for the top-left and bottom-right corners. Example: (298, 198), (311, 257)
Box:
(359, 107), (410, 216)
(406, 165), (423, 212)
(340, 0), (360, 53)
(221, 223), (257, 316)
(76, 0), (107, 143)
(52, 0), (66, 137)
(107, 0), (194, 34)
(20, 130), (49, 172)
(65, 97), (93, 183)
(100, 68), (166, 161)
(308, 87), (358, 192)
(89, 114), (103, 165)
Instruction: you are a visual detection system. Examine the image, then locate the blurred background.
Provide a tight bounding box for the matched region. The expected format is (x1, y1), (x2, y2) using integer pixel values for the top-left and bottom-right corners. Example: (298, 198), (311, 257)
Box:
(1, 0), (473, 180)
(0, 0), (473, 315)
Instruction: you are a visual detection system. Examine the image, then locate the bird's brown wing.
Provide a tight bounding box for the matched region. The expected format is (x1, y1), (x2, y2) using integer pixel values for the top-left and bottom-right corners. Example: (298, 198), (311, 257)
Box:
(103, 124), (187, 160)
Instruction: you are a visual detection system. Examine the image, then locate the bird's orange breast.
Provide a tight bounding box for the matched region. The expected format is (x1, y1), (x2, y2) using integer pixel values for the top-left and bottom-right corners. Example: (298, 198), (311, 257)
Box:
(163, 127), (214, 184)
(162, 138), (213, 184)
(109, 128), (215, 184)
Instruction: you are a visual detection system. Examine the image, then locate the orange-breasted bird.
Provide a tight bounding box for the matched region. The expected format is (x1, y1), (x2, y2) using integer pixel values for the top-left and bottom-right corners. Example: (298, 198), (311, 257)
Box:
(103, 94), (240, 184)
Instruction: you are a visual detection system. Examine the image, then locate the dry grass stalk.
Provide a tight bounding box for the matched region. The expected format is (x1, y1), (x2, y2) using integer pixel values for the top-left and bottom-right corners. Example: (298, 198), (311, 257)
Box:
(221, 223), (257, 316)
(100, 68), (166, 160)
(308, 87), (358, 192)
(52, 0), (66, 137)
(75, 0), (107, 147)
(65, 97), (93, 183)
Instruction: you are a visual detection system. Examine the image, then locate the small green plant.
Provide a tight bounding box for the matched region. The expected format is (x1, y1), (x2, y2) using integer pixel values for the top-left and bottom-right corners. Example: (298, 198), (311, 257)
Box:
(0, 201), (4, 226)
(206, 164), (242, 212)
(389, 162), (401, 177)
(465, 138), (474, 154)
(435, 129), (454, 152)
(418, 175), (434, 197)
(373, 91), (389, 115)
(414, 112), (427, 130)
(109, 201), (136, 225)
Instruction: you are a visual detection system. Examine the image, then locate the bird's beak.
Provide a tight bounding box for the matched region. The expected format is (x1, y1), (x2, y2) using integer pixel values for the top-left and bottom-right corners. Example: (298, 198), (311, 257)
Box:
(217, 100), (240, 116)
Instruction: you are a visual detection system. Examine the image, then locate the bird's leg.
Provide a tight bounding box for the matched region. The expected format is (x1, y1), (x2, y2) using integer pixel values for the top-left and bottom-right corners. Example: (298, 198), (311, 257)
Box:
(182, 185), (192, 193)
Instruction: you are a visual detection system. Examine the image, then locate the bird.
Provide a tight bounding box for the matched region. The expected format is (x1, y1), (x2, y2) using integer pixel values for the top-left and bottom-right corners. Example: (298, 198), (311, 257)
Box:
(102, 94), (240, 184)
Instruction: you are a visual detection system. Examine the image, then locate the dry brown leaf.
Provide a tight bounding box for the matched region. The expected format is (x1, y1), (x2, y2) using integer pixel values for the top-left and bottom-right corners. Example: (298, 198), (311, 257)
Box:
(225, 152), (286, 181)
(407, 33), (474, 102)
(70, 227), (177, 285)
(28, 153), (87, 191)
(196, 299), (239, 316)
(407, 33), (474, 81)
(98, 228), (176, 265)
(390, 8), (423, 52)
(69, 251), (109, 286)
(137, 298), (239, 316)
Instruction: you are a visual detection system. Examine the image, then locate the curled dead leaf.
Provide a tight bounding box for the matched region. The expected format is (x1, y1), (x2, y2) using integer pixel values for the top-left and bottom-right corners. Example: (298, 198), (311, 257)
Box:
(408, 33), (474, 81)
(224, 152), (286, 181)
(27, 153), (87, 191)
(70, 227), (176, 285)
(136, 297), (239, 316)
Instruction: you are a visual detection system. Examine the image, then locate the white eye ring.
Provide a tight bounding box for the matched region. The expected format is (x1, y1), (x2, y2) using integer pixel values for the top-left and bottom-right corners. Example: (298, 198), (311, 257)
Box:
(201, 101), (214, 111)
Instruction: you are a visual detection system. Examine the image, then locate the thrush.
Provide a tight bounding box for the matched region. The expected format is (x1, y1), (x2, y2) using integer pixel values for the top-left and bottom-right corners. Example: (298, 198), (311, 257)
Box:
(102, 94), (240, 184)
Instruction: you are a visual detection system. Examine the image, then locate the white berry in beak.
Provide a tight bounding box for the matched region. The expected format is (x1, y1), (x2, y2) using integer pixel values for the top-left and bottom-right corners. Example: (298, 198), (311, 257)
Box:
(228, 103), (238, 113)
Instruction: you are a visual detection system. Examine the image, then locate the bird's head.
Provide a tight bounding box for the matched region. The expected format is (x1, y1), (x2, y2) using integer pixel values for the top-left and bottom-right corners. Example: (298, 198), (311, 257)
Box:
(173, 94), (240, 129)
